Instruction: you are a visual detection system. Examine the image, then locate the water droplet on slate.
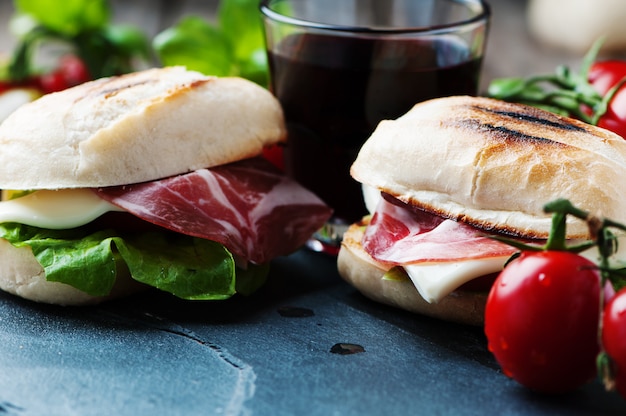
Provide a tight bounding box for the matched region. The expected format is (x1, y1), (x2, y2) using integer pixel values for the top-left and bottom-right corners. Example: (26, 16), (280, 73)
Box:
(330, 343), (365, 355)
(277, 306), (315, 318)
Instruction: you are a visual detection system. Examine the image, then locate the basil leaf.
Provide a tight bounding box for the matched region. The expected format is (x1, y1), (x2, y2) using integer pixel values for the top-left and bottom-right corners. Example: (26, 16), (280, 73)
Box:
(103, 24), (151, 59)
(218, 0), (268, 85)
(14, 0), (110, 36)
(153, 16), (234, 77)
(153, 0), (270, 87)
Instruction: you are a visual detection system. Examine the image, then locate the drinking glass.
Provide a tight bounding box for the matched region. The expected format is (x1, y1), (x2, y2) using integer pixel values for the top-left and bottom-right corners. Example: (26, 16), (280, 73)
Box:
(261, 0), (490, 254)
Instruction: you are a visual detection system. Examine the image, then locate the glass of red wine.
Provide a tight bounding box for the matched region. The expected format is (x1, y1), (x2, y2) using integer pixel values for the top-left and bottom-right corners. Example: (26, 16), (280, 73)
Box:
(261, 0), (490, 254)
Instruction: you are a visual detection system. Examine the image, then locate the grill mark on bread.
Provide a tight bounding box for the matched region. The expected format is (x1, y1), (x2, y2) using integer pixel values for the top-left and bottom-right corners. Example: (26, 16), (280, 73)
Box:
(455, 118), (569, 147)
(351, 96), (626, 243)
(412, 104), (580, 238)
(473, 105), (588, 132)
(95, 78), (209, 100)
(479, 123), (561, 144)
(100, 79), (154, 99)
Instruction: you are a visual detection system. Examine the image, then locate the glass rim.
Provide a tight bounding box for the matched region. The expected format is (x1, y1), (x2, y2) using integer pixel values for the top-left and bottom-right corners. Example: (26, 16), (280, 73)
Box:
(259, 0), (490, 35)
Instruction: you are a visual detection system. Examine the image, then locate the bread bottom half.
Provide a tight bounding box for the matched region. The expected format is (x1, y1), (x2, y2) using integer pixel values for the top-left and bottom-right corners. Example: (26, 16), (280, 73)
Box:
(337, 222), (487, 326)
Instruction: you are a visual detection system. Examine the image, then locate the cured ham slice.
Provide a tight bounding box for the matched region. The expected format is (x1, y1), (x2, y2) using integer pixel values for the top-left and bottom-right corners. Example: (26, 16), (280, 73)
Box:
(95, 157), (332, 264)
(362, 195), (519, 265)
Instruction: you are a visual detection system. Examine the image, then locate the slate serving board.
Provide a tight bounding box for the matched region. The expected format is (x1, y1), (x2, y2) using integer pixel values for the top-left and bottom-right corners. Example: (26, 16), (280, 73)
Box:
(0, 249), (624, 416)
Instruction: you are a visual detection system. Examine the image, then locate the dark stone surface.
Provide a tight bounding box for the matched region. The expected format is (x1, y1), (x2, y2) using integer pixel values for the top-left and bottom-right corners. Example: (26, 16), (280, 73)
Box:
(0, 249), (624, 415)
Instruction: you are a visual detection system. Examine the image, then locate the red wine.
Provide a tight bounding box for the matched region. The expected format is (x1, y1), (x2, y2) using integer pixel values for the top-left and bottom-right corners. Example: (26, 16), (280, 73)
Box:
(268, 33), (482, 222)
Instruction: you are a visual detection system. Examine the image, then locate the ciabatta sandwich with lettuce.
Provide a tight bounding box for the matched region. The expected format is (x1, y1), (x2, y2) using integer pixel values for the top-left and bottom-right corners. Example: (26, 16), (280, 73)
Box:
(0, 66), (331, 305)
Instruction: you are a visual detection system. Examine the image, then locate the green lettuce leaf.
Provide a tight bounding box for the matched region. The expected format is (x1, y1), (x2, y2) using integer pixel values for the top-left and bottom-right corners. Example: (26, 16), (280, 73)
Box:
(382, 266), (410, 282)
(116, 231), (236, 300)
(0, 222), (268, 300)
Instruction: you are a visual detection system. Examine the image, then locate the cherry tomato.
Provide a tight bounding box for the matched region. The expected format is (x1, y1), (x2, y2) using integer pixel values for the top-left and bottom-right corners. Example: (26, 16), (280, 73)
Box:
(37, 55), (91, 94)
(602, 287), (626, 399)
(588, 60), (626, 139)
(38, 71), (68, 94)
(262, 144), (285, 171)
(0, 77), (40, 94)
(58, 55), (91, 86)
(0, 81), (12, 94)
(484, 251), (602, 393)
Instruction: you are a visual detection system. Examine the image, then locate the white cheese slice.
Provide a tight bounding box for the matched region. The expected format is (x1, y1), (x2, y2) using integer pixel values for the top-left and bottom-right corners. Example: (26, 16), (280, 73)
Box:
(0, 188), (123, 229)
(406, 239), (626, 304)
(403, 256), (510, 303)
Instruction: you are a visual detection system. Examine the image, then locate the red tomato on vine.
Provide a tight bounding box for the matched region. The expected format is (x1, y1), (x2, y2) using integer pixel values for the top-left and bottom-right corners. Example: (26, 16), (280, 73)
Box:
(485, 250), (602, 394)
(487, 39), (626, 140)
(588, 60), (626, 139)
(38, 55), (91, 93)
(602, 288), (626, 399)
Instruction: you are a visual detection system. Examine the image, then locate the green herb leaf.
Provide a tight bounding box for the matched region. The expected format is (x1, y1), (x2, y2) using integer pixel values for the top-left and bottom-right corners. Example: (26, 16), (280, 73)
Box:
(103, 24), (151, 59)
(153, 0), (269, 87)
(153, 16), (234, 77)
(486, 77), (527, 99)
(218, 0), (269, 85)
(486, 39), (607, 125)
(14, 0), (110, 36)
(6, 0), (149, 82)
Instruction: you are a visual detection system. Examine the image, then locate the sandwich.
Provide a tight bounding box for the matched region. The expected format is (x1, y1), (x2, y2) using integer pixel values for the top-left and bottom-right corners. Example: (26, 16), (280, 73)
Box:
(337, 95), (626, 325)
(0, 66), (331, 305)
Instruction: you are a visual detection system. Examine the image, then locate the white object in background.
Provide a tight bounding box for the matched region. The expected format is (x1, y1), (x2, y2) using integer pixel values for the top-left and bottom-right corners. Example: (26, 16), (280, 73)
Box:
(0, 88), (39, 123)
(527, 0), (626, 53)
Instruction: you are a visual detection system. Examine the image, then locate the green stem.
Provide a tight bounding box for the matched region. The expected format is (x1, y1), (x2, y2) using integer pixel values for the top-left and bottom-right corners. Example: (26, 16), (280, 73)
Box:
(544, 211), (568, 250)
(580, 36), (606, 78)
(544, 199), (590, 221)
(592, 76), (626, 125)
(487, 37), (611, 127)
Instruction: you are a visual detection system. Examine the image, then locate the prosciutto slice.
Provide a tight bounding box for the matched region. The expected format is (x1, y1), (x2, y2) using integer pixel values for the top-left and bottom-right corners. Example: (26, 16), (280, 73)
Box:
(362, 195), (519, 265)
(96, 157), (331, 264)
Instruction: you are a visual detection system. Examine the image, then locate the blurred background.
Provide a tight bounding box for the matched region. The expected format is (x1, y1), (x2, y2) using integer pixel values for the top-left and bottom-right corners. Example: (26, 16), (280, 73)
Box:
(1, 0), (625, 92)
